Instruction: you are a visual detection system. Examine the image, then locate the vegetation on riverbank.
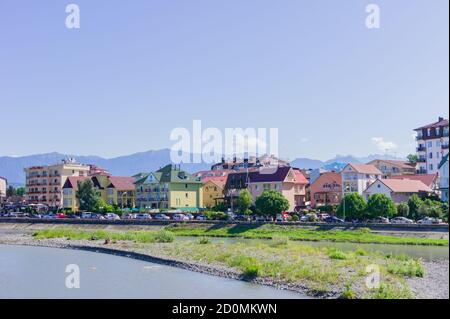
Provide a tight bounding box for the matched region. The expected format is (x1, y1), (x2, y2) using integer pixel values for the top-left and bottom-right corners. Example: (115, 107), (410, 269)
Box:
(32, 227), (429, 299)
(165, 223), (448, 246)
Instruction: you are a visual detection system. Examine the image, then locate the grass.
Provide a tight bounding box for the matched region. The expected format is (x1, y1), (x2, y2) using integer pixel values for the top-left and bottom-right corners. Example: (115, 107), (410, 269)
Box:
(166, 223), (448, 246)
(32, 227), (431, 299)
(33, 228), (174, 243)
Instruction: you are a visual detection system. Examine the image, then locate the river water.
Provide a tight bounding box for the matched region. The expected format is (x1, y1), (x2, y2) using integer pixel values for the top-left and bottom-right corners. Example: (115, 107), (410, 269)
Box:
(0, 245), (306, 299)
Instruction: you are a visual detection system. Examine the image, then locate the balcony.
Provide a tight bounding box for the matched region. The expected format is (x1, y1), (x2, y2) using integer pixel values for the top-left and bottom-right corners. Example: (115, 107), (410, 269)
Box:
(417, 157), (427, 163)
(442, 144), (449, 150)
(416, 135), (424, 141)
(416, 146), (426, 152)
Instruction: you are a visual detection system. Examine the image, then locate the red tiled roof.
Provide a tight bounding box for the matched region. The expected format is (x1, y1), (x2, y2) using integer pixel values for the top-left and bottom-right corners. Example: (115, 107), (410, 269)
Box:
(389, 174), (437, 188)
(203, 177), (227, 189)
(378, 179), (433, 193)
(414, 118), (449, 130)
(292, 169), (309, 184)
(346, 164), (382, 175)
(311, 172), (342, 192)
(107, 176), (135, 191)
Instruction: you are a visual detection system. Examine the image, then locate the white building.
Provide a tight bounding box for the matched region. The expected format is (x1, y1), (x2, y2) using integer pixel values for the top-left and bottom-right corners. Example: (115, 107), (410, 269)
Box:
(438, 154), (449, 202)
(363, 179), (432, 204)
(0, 176), (7, 203)
(341, 164), (382, 196)
(414, 117), (449, 175)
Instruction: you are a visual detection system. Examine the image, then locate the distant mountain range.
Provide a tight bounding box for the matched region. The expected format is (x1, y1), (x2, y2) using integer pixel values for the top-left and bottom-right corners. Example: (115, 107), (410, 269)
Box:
(0, 150), (405, 186)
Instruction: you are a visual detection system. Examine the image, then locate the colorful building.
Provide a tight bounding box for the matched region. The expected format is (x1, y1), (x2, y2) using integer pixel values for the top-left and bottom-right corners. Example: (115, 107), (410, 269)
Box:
(367, 159), (416, 178)
(310, 172), (342, 208)
(135, 164), (203, 210)
(225, 166), (308, 211)
(202, 176), (227, 208)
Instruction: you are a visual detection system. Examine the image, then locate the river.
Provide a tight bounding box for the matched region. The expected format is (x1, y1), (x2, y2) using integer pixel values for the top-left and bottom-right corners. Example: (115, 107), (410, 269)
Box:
(0, 244), (306, 299)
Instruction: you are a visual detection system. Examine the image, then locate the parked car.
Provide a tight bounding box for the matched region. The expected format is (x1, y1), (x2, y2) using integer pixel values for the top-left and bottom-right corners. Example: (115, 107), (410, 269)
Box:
(254, 215), (267, 222)
(196, 214), (207, 221)
(390, 217), (414, 224)
(370, 217), (390, 224)
(324, 216), (345, 223)
(418, 217), (442, 224)
(91, 213), (105, 220)
(105, 213), (121, 220)
(300, 213), (318, 222)
(154, 213), (170, 221)
(81, 212), (94, 219)
(135, 213), (151, 220)
(173, 213), (189, 221)
(235, 214), (250, 222)
(122, 213), (136, 220)
(56, 213), (67, 219)
(185, 213), (195, 220)
(42, 214), (57, 219)
(276, 213), (290, 222)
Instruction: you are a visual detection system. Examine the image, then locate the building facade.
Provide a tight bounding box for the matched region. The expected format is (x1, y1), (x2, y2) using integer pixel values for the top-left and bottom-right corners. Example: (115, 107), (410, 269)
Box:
(225, 166), (308, 211)
(367, 159), (416, 178)
(414, 117), (449, 174)
(341, 164), (382, 196)
(202, 177), (227, 208)
(310, 172), (342, 208)
(438, 154), (449, 202)
(0, 176), (7, 204)
(24, 160), (91, 208)
(135, 165), (203, 210)
(363, 179), (433, 204)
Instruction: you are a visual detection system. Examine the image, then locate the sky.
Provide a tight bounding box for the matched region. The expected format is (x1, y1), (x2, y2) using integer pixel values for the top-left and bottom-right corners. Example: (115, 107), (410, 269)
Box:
(0, 0), (448, 161)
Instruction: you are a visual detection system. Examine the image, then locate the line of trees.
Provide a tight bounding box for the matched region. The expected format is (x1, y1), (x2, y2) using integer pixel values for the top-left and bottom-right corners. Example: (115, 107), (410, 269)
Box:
(336, 192), (449, 221)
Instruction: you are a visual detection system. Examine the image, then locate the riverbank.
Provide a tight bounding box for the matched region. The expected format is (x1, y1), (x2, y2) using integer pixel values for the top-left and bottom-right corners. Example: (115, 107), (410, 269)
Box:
(1, 227), (448, 299)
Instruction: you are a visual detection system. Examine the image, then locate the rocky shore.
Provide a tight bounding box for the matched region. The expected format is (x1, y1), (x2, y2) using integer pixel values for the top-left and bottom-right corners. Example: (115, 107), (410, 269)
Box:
(0, 231), (448, 299)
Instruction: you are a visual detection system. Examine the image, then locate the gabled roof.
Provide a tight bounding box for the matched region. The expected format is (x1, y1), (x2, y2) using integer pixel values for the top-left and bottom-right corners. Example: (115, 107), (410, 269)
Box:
(374, 179), (433, 193)
(203, 177), (227, 189)
(107, 176), (135, 191)
(156, 164), (201, 184)
(311, 172), (342, 191)
(414, 118), (449, 130)
(389, 174), (438, 188)
(368, 159), (415, 169)
(62, 176), (89, 191)
(344, 163), (382, 175)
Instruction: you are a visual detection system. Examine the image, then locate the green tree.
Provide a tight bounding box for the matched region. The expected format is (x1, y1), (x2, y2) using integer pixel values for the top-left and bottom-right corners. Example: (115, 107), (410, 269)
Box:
(75, 180), (99, 211)
(336, 193), (367, 220)
(237, 189), (253, 215)
(407, 194), (423, 220)
(15, 187), (25, 197)
(6, 186), (15, 197)
(255, 190), (289, 217)
(94, 198), (114, 213)
(396, 202), (410, 217)
(367, 194), (396, 218)
(407, 154), (418, 164)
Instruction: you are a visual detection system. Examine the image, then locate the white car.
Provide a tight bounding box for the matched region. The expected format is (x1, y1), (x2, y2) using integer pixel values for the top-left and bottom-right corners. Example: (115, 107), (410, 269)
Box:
(81, 212), (94, 219)
(391, 217), (414, 224)
(42, 214), (56, 219)
(122, 213), (136, 219)
(418, 217), (442, 224)
(135, 213), (152, 220)
(154, 213), (170, 220)
(105, 213), (121, 220)
(173, 213), (189, 221)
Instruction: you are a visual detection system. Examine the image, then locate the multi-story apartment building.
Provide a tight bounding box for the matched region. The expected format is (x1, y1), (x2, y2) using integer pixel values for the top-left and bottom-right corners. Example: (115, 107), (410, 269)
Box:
(135, 165), (203, 210)
(367, 159), (416, 178)
(224, 166), (308, 211)
(414, 117), (449, 174)
(310, 172), (342, 208)
(24, 159), (91, 208)
(0, 176), (7, 203)
(341, 164), (382, 196)
(439, 154), (449, 202)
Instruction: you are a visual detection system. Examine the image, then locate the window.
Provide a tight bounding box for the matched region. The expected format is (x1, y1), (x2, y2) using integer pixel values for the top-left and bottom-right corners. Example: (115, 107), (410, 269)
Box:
(436, 140), (441, 147)
(429, 164), (433, 171)
(428, 141), (433, 147)
(427, 128), (431, 136)
(429, 152), (433, 159)
(185, 193), (188, 198)
(436, 127), (440, 135)
(437, 152), (440, 159)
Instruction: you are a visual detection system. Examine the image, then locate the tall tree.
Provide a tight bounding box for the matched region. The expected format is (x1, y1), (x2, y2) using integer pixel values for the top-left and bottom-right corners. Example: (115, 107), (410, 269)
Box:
(407, 194), (423, 220)
(336, 193), (367, 220)
(237, 189), (253, 215)
(407, 154), (418, 164)
(367, 194), (396, 218)
(255, 190), (289, 217)
(75, 180), (99, 211)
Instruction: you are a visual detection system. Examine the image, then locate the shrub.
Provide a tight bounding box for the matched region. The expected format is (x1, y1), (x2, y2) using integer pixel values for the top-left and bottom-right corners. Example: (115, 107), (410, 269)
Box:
(197, 237), (211, 244)
(154, 230), (175, 243)
(327, 248), (347, 260)
(288, 214), (299, 222)
(255, 190), (290, 217)
(243, 265), (259, 279)
(396, 203), (409, 217)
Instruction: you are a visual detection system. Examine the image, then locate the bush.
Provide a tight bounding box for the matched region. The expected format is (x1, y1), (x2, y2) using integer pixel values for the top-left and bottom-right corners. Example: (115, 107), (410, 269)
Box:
(367, 194), (396, 218)
(154, 230), (175, 243)
(197, 237), (211, 244)
(288, 214), (299, 222)
(317, 205), (338, 213)
(396, 203), (409, 217)
(336, 193), (367, 220)
(204, 211), (228, 220)
(243, 265), (259, 279)
(327, 248), (347, 260)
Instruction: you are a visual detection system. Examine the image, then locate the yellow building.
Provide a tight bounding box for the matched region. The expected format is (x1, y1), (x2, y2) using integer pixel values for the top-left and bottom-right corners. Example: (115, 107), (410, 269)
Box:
(135, 164), (203, 210)
(202, 177), (226, 208)
(62, 175), (136, 212)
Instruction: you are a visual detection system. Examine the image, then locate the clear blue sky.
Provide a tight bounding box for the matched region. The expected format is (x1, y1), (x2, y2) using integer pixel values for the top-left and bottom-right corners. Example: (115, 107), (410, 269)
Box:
(0, 0), (448, 161)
